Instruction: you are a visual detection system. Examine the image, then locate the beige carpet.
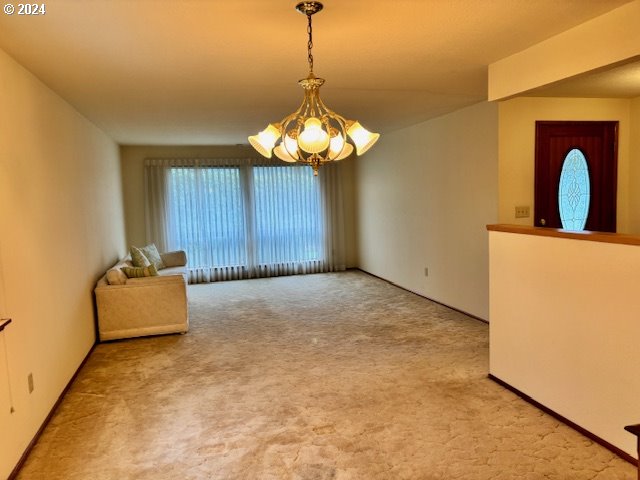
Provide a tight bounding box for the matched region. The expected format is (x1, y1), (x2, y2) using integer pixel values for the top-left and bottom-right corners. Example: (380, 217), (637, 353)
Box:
(17, 271), (635, 479)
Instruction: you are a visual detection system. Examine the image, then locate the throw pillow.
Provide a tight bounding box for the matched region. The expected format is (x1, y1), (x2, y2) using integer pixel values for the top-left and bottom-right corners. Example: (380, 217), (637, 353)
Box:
(122, 264), (159, 278)
(140, 243), (166, 270)
(106, 268), (127, 285)
(130, 246), (151, 267)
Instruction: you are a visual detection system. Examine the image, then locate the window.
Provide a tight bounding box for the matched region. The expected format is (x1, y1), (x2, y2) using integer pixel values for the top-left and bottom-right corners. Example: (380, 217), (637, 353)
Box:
(252, 166), (323, 265)
(168, 167), (247, 268)
(558, 148), (590, 231)
(145, 158), (343, 283)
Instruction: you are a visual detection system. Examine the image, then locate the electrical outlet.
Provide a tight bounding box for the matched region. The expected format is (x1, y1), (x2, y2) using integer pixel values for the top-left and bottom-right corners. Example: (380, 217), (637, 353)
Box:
(515, 205), (530, 218)
(424, 267), (429, 277)
(28, 373), (34, 393)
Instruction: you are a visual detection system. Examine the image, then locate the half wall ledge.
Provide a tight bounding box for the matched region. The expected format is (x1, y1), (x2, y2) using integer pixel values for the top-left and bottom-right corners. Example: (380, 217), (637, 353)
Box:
(486, 223), (640, 246)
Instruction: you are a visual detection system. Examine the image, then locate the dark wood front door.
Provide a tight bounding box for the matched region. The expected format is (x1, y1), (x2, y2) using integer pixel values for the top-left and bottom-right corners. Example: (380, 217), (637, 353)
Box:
(534, 121), (618, 232)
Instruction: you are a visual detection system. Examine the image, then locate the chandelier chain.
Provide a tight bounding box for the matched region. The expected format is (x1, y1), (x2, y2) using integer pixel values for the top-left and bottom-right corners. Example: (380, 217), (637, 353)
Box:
(307, 13), (314, 73)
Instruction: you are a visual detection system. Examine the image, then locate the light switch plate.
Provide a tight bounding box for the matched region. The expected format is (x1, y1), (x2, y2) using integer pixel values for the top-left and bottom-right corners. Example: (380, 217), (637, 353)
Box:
(515, 206), (530, 218)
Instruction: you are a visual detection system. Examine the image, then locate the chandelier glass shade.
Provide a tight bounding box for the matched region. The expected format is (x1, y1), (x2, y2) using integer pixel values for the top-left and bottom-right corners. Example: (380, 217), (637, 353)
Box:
(248, 1), (380, 175)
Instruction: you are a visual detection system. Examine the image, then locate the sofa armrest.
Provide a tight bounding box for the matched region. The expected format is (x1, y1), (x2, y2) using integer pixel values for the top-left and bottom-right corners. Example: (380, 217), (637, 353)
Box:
(125, 274), (185, 286)
(160, 250), (187, 268)
(95, 273), (185, 291)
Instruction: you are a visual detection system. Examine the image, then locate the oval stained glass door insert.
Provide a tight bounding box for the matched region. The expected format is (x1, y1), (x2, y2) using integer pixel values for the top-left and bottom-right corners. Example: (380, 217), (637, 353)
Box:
(558, 148), (590, 231)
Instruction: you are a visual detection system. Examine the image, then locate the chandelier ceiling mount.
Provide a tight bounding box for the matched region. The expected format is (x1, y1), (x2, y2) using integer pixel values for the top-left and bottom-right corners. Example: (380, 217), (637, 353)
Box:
(295, 1), (323, 17)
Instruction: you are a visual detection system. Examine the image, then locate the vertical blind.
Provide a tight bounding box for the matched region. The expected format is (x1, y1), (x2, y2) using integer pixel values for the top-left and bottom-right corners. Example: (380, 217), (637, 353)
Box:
(144, 158), (345, 283)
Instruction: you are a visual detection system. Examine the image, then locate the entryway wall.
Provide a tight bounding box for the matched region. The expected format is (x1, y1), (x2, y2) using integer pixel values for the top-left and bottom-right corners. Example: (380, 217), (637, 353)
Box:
(631, 97), (640, 232)
(498, 96), (640, 234)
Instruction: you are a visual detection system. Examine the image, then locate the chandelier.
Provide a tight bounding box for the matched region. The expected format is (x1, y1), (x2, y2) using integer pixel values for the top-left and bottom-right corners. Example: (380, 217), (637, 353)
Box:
(248, 1), (380, 175)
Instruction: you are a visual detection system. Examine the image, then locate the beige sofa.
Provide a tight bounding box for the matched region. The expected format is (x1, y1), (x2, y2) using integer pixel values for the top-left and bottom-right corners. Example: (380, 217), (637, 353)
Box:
(94, 250), (189, 341)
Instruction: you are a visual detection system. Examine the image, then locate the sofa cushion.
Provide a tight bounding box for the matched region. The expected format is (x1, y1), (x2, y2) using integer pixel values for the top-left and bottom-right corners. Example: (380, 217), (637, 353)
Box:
(159, 265), (188, 282)
(130, 246), (151, 267)
(122, 264), (159, 278)
(140, 243), (166, 270)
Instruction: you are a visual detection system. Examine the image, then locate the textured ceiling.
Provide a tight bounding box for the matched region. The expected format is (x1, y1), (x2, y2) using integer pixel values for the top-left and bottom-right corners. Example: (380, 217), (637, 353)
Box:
(0, 0), (634, 145)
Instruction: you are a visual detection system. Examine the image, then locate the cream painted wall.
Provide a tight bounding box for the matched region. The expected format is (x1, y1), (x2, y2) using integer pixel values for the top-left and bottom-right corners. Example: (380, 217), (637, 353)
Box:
(630, 97), (640, 233)
(489, 1), (640, 100)
(0, 49), (126, 478)
(498, 97), (636, 233)
(119, 145), (359, 267)
(355, 101), (498, 320)
(489, 230), (640, 457)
